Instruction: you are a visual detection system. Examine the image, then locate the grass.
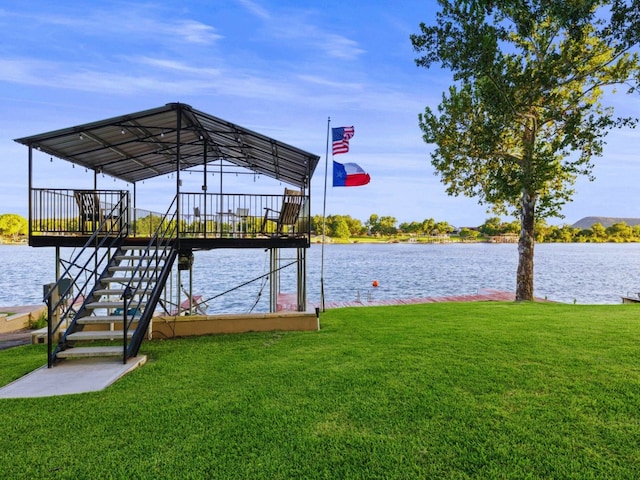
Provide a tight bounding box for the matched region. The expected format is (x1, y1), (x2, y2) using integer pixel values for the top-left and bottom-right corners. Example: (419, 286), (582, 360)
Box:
(2, 302), (640, 479)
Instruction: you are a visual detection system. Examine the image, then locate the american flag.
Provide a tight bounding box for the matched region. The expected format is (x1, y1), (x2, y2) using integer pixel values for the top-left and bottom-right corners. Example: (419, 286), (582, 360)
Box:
(332, 126), (355, 155)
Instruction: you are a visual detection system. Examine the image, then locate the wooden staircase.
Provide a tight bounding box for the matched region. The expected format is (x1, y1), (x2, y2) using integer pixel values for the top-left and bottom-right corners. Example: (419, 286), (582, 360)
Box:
(55, 244), (177, 362)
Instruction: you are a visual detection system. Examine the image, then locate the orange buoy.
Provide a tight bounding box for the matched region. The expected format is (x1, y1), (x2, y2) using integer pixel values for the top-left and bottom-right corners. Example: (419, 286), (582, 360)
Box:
(372, 280), (379, 287)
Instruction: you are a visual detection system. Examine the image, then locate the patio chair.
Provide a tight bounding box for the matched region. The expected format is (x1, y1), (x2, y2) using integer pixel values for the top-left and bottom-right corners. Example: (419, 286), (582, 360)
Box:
(74, 190), (103, 234)
(235, 207), (249, 236)
(261, 188), (303, 235)
(193, 206), (202, 233)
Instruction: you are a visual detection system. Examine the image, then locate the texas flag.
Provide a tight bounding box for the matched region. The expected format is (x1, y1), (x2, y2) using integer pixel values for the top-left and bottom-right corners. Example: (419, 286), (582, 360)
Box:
(333, 161), (371, 187)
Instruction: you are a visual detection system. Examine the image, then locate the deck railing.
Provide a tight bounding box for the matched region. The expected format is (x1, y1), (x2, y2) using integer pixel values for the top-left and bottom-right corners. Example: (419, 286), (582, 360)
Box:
(30, 189), (310, 240)
(178, 192), (310, 238)
(30, 188), (129, 236)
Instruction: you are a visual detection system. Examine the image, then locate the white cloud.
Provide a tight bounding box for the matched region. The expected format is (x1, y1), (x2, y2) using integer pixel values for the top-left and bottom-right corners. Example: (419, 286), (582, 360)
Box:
(233, 1), (365, 61)
(236, 0), (271, 20)
(317, 33), (366, 60)
(297, 74), (363, 90)
(135, 57), (222, 77)
(0, 59), (42, 84)
(0, 7), (222, 46)
(172, 20), (223, 44)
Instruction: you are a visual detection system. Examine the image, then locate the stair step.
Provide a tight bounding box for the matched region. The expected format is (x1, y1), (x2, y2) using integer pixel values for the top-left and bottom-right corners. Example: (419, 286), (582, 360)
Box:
(115, 254), (164, 260)
(93, 289), (128, 296)
(108, 265), (162, 272)
(94, 288), (151, 296)
(57, 346), (124, 359)
(102, 277), (154, 283)
(77, 315), (139, 324)
(116, 250), (169, 256)
(66, 330), (134, 341)
(86, 301), (146, 309)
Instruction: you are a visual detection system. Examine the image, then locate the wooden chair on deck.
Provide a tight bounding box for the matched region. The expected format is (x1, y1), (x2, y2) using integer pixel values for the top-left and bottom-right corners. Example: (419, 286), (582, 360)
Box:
(261, 188), (303, 236)
(74, 190), (103, 234)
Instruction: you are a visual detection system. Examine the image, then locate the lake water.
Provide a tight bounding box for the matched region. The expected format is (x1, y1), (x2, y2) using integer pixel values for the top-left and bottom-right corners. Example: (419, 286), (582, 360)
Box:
(1, 243), (639, 312)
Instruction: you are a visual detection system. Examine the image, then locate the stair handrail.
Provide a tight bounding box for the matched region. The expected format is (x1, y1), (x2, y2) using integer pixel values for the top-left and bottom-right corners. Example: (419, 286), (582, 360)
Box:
(43, 192), (129, 367)
(121, 195), (178, 362)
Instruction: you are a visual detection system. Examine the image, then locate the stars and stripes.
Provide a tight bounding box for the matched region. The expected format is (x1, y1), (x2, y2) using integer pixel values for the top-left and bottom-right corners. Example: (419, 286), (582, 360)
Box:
(332, 126), (355, 155)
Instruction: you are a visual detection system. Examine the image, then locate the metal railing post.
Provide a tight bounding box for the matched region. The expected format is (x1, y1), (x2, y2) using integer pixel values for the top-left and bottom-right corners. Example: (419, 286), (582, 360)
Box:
(46, 295), (53, 368)
(123, 286), (133, 364)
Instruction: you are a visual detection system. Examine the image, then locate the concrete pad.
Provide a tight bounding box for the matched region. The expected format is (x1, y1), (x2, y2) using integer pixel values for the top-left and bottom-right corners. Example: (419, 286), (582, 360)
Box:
(0, 356), (147, 399)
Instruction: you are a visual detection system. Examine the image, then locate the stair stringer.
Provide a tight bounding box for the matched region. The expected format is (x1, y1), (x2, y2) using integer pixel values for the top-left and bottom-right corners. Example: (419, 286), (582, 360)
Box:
(53, 243), (129, 359)
(126, 244), (178, 357)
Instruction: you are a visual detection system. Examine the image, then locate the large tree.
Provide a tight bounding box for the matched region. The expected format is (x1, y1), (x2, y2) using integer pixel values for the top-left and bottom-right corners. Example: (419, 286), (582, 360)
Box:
(411, 0), (640, 300)
(0, 214), (28, 242)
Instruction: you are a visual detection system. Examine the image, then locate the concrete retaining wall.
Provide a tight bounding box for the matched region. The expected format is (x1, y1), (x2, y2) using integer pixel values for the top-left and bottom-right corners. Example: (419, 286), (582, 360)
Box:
(0, 305), (46, 334)
(151, 311), (319, 339)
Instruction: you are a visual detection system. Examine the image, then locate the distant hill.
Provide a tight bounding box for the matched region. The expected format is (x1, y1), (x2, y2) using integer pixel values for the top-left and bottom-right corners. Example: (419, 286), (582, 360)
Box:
(572, 216), (640, 229)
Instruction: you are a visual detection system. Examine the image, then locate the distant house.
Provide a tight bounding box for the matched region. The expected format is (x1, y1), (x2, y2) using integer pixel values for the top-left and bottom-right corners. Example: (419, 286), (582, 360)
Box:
(488, 234), (518, 243)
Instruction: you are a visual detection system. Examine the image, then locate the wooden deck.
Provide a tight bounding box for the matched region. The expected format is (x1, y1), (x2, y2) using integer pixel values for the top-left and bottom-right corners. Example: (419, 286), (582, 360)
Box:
(30, 234), (309, 249)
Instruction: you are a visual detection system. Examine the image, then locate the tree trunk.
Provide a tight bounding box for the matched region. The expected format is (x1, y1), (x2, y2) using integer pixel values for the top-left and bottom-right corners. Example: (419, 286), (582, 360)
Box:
(516, 190), (535, 301)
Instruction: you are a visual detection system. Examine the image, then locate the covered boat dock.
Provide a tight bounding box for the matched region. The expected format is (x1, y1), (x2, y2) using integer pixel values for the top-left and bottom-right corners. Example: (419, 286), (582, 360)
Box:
(15, 102), (320, 366)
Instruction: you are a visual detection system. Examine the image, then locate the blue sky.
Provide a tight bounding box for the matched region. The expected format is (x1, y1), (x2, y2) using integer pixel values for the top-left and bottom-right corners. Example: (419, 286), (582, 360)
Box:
(1, 0), (639, 227)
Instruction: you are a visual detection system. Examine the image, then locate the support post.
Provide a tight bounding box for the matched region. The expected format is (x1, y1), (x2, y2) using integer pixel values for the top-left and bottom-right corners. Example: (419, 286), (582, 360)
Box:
(269, 248), (279, 313)
(203, 140), (208, 239)
(320, 117), (331, 312)
(28, 146), (33, 239)
(46, 295), (53, 369)
(123, 286), (132, 365)
(176, 105), (182, 240)
(297, 247), (306, 312)
(44, 282), (60, 368)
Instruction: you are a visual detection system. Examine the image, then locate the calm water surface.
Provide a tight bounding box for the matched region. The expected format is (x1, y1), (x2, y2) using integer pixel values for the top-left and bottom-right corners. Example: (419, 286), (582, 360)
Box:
(1, 243), (639, 312)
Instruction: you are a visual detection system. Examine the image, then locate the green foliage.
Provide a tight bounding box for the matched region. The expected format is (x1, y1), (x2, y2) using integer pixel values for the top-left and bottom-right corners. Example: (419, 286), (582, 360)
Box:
(26, 313), (47, 330)
(458, 227), (480, 239)
(132, 213), (163, 237)
(535, 220), (640, 243)
(478, 216), (519, 236)
(332, 217), (351, 239)
(412, 0), (640, 299)
(313, 214), (364, 238)
(366, 214), (398, 236)
(2, 302), (640, 478)
(0, 213), (27, 241)
(413, 0), (639, 219)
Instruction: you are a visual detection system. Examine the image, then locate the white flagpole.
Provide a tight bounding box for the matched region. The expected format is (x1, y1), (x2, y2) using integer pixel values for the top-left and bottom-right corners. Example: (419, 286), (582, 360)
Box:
(320, 117), (331, 312)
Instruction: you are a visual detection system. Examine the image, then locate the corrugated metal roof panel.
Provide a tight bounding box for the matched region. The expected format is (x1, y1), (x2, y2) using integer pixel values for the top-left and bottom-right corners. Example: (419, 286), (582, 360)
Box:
(15, 103), (320, 187)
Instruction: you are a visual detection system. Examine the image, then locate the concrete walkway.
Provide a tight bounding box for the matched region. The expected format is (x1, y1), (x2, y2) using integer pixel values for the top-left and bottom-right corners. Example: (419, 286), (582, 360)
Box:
(0, 356), (146, 399)
(0, 330), (32, 350)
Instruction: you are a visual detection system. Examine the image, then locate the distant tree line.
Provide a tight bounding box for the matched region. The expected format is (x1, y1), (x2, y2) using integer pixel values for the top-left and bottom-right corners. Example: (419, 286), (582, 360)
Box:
(3, 212), (640, 243)
(311, 214), (456, 239)
(313, 214), (640, 243)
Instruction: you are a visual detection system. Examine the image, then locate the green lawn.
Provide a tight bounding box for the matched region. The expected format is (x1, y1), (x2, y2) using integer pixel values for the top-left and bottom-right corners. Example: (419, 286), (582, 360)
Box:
(2, 302), (640, 479)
